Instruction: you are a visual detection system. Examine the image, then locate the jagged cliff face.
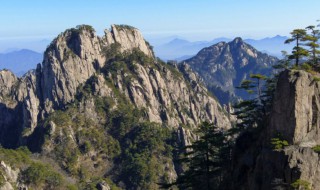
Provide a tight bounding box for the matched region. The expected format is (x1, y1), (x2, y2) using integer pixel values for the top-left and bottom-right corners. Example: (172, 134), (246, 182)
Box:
(184, 38), (278, 103)
(37, 24), (229, 131)
(41, 24), (153, 111)
(231, 70), (320, 190)
(0, 24), (230, 188)
(0, 70), (21, 147)
(269, 70), (320, 146)
(0, 69), (40, 147)
(106, 60), (230, 128)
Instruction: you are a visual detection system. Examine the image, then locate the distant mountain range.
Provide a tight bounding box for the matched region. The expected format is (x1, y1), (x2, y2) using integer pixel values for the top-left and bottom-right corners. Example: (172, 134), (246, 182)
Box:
(0, 35), (292, 77)
(0, 49), (43, 76)
(154, 35), (293, 61)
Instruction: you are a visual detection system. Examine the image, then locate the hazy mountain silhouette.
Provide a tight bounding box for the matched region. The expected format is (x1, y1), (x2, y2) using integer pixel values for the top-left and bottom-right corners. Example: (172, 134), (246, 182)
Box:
(154, 35), (292, 61)
(0, 49), (43, 76)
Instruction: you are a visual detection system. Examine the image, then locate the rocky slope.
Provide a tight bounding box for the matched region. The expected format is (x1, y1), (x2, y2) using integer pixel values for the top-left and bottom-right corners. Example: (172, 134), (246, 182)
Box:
(0, 24), (230, 189)
(231, 69), (320, 190)
(184, 38), (278, 104)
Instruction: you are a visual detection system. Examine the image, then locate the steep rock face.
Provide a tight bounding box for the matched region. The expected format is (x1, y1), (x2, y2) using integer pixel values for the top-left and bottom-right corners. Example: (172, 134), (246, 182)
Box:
(266, 70), (320, 188)
(16, 70), (41, 136)
(184, 38), (278, 103)
(103, 25), (154, 57)
(0, 70), (22, 147)
(0, 69), (41, 146)
(41, 26), (105, 110)
(0, 70), (17, 100)
(269, 70), (320, 146)
(231, 70), (320, 190)
(106, 60), (230, 128)
(41, 24), (154, 112)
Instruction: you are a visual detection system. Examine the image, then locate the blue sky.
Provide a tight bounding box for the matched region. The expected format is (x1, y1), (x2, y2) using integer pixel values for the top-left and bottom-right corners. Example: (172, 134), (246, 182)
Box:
(0, 0), (319, 51)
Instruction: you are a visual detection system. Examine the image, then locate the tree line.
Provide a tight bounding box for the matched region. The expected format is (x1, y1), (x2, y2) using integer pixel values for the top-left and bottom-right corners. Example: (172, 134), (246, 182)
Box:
(284, 23), (320, 68)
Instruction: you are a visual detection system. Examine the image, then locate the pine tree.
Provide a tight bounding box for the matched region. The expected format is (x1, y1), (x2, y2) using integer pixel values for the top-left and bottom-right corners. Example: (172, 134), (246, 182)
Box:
(305, 25), (320, 66)
(233, 73), (270, 130)
(285, 29), (309, 66)
(168, 122), (231, 190)
(273, 51), (291, 70)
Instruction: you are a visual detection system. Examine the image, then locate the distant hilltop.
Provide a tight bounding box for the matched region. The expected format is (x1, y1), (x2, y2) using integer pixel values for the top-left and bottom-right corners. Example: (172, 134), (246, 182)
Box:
(153, 35), (292, 60)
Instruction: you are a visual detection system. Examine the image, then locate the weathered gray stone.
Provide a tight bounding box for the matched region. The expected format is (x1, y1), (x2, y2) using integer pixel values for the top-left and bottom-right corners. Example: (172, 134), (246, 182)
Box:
(96, 182), (111, 190)
(269, 70), (320, 146)
(232, 70), (320, 190)
(104, 25), (154, 57)
(0, 161), (23, 190)
(0, 70), (17, 101)
(0, 182), (14, 190)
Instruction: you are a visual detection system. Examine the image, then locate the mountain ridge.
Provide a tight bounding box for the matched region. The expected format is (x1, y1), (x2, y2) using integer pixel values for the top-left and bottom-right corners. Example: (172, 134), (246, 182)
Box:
(0, 24), (230, 189)
(183, 37), (279, 104)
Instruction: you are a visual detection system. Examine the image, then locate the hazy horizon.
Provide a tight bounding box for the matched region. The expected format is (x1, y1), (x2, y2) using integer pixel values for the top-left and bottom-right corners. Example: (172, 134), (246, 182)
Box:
(0, 34), (290, 54)
(1, 0), (319, 52)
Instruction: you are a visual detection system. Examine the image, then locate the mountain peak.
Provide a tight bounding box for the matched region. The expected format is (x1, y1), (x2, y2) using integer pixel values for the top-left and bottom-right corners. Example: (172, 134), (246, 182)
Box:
(168, 38), (190, 45)
(231, 37), (244, 44)
(106, 24), (154, 57)
(184, 37), (278, 104)
(41, 24), (155, 109)
(0, 69), (17, 98)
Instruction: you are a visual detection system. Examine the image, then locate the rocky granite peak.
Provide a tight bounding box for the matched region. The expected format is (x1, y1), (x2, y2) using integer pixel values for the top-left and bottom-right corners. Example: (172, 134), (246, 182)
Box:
(269, 70), (320, 146)
(0, 25), (158, 148)
(231, 37), (244, 44)
(184, 37), (278, 104)
(40, 24), (154, 112)
(104, 24), (154, 57)
(0, 70), (17, 100)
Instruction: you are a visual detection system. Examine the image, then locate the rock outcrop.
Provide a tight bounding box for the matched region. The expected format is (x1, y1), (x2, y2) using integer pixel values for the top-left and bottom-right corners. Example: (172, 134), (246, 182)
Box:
(0, 70), (17, 100)
(103, 25), (154, 57)
(269, 70), (320, 146)
(0, 69), (41, 147)
(0, 70), (21, 147)
(231, 69), (320, 190)
(41, 26), (104, 110)
(0, 161), (23, 190)
(41, 24), (154, 112)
